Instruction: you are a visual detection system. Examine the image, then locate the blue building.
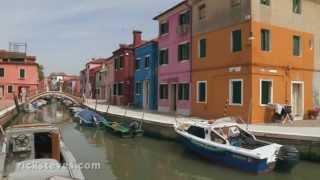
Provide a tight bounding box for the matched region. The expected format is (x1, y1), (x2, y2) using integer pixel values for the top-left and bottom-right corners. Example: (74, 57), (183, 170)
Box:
(134, 40), (158, 110)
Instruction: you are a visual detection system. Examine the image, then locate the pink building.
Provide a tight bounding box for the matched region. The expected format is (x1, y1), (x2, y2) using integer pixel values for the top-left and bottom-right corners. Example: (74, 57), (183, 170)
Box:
(81, 59), (104, 98)
(154, 1), (192, 115)
(0, 50), (39, 101)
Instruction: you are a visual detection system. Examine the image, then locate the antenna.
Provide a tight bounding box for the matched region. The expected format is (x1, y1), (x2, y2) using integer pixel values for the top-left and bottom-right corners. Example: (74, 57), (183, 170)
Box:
(9, 42), (27, 53)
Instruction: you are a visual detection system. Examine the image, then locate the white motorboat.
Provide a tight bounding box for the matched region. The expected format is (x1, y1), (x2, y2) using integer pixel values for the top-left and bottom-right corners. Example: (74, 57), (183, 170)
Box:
(174, 117), (299, 173)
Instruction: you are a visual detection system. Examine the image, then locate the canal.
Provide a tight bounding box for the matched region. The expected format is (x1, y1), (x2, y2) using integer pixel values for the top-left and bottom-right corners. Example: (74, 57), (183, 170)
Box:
(9, 101), (320, 180)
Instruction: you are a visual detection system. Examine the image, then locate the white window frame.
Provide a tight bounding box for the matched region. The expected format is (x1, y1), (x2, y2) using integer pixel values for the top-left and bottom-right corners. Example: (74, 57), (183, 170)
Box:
(135, 58), (141, 71)
(197, 81), (207, 104)
(144, 55), (151, 69)
(260, 79), (273, 106)
(159, 48), (169, 66)
(261, 28), (272, 52)
(178, 41), (190, 62)
(293, 35), (303, 57)
(229, 79), (243, 106)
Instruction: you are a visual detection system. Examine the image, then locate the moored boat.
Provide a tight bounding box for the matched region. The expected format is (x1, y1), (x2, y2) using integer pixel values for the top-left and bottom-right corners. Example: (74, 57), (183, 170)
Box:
(174, 117), (299, 173)
(75, 110), (110, 127)
(0, 123), (85, 180)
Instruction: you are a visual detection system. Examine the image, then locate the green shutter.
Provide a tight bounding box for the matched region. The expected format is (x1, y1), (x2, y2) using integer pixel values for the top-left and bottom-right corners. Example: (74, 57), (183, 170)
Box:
(198, 82), (206, 102)
(232, 30), (242, 52)
(261, 29), (270, 51)
(200, 39), (206, 58)
(293, 36), (301, 56)
(232, 81), (242, 104)
(261, 81), (271, 105)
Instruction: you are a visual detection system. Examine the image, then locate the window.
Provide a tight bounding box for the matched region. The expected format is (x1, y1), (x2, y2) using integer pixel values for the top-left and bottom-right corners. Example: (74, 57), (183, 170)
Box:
(159, 84), (168, 99)
(118, 83), (123, 95)
(211, 132), (226, 144)
(293, 35), (301, 56)
(179, 11), (190, 25)
(135, 82), (142, 95)
(159, 49), (169, 65)
(113, 84), (117, 95)
(260, 0), (270, 6)
(232, 30), (242, 52)
(229, 79), (243, 105)
(261, 80), (273, 105)
(199, 38), (206, 58)
(160, 22), (169, 35)
(0, 68), (4, 77)
(198, 4), (206, 20)
(187, 126), (205, 139)
(19, 69), (25, 79)
(197, 81), (207, 103)
(119, 56), (124, 69)
(293, 0), (301, 14)
(113, 83), (123, 96)
(144, 56), (150, 68)
(178, 83), (189, 101)
(114, 57), (124, 70)
(261, 29), (270, 51)
(135, 59), (140, 70)
(231, 0), (241, 7)
(8, 85), (13, 93)
(178, 42), (190, 61)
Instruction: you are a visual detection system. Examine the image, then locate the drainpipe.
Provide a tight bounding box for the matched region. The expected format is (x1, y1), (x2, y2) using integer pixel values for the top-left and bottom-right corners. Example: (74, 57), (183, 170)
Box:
(186, 1), (193, 115)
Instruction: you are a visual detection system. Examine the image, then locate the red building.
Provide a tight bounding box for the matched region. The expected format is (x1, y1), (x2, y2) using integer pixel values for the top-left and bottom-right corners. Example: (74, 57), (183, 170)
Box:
(0, 50), (39, 102)
(112, 31), (143, 106)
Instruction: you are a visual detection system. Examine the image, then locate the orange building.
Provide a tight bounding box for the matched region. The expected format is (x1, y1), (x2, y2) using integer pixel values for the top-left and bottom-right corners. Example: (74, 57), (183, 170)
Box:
(189, 0), (320, 123)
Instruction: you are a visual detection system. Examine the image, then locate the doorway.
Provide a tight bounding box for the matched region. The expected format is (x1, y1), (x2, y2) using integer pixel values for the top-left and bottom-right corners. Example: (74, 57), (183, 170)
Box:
(143, 80), (150, 109)
(291, 81), (304, 120)
(0, 86), (4, 99)
(171, 84), (177, 112)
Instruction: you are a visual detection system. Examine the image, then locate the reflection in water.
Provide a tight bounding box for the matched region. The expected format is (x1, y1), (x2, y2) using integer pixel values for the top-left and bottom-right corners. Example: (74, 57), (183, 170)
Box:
(12, 101), (320, 180)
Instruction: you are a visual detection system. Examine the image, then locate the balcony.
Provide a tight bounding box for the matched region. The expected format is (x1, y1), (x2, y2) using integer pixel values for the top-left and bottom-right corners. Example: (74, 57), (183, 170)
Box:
(176, 24), (190, 35)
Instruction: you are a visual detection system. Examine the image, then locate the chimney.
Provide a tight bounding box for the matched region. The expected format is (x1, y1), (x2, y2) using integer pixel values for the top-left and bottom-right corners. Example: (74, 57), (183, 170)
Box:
(133, 30), (142, 47)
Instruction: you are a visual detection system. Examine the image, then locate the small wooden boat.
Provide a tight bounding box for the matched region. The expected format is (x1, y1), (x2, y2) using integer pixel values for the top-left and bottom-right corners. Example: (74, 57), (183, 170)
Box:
(0, 123), (85, 180)
(174, 117), (299, 173)
(75, 110), (109, 127)
(104, 121), (144, 138)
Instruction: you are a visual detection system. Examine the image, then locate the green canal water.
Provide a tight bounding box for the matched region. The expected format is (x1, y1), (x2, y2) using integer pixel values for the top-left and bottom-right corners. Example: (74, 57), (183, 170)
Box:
(9, 101), (320, 180)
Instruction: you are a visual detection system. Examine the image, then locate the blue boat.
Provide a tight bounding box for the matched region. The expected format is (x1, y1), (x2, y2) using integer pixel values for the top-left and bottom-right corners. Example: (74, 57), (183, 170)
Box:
(75, 110), (110, 127)
(174, 117), (299, 173)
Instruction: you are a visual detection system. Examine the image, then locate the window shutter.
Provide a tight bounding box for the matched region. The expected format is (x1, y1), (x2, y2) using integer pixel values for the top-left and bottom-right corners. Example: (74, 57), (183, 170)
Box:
(232, 81), (242, 104)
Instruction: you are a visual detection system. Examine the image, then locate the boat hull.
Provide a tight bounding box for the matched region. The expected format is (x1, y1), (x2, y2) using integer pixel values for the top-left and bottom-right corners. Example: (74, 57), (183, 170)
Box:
(179, 135), (275, 173)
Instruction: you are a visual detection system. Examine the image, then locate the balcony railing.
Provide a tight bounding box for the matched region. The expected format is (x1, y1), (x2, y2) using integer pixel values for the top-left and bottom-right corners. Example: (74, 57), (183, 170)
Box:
(176, 24), (190, 35)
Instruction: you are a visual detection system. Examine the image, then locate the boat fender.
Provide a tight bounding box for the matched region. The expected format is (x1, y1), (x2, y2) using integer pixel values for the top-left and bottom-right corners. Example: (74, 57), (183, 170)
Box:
(275, 145), (300, 172)
(128, 121), (139, 138)
(93, 116), (99, 127)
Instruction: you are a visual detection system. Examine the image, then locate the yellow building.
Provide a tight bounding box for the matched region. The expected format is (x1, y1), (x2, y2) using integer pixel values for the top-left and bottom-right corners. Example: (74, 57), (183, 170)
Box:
(189, 0), (320, 123)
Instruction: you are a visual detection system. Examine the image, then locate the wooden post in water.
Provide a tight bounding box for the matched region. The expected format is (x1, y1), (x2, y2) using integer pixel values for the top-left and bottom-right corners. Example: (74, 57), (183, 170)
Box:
(13, 93), (20, 113)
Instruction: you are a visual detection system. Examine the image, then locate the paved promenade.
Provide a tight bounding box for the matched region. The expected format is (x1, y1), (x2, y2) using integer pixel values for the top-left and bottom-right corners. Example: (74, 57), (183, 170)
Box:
(83, 99), (320, 141)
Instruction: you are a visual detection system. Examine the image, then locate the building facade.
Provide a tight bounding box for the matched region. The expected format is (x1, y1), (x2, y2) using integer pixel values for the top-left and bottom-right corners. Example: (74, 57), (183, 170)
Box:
(154, 1), (192, 115)
(0, 50), (39, 102)
(112, 31), (143, 106)
(134, 40), (158, 110)
(81, 59), (104, 99)
(103, 57), (114, 104)
(189, 0), (320, 123)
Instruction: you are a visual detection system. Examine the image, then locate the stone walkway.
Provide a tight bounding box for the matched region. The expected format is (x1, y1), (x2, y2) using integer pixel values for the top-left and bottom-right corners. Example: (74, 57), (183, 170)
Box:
(83, 99), (320, 140)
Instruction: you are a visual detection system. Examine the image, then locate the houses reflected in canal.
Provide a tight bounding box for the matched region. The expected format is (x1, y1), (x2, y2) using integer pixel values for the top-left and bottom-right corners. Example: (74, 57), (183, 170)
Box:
(11, 101), (320, 180)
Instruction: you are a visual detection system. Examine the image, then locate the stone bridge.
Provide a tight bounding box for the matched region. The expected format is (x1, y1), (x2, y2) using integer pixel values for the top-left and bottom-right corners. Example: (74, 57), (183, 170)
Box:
(27, 91), (83, 105)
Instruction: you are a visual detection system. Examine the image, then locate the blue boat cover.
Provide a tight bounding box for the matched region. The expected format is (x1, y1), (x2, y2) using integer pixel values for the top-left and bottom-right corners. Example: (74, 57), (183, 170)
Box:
(78, 110), (107, 123)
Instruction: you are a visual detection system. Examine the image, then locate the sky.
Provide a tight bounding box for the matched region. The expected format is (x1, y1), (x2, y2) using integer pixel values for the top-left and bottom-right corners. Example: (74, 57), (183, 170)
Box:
(0, 0), (181, 75)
